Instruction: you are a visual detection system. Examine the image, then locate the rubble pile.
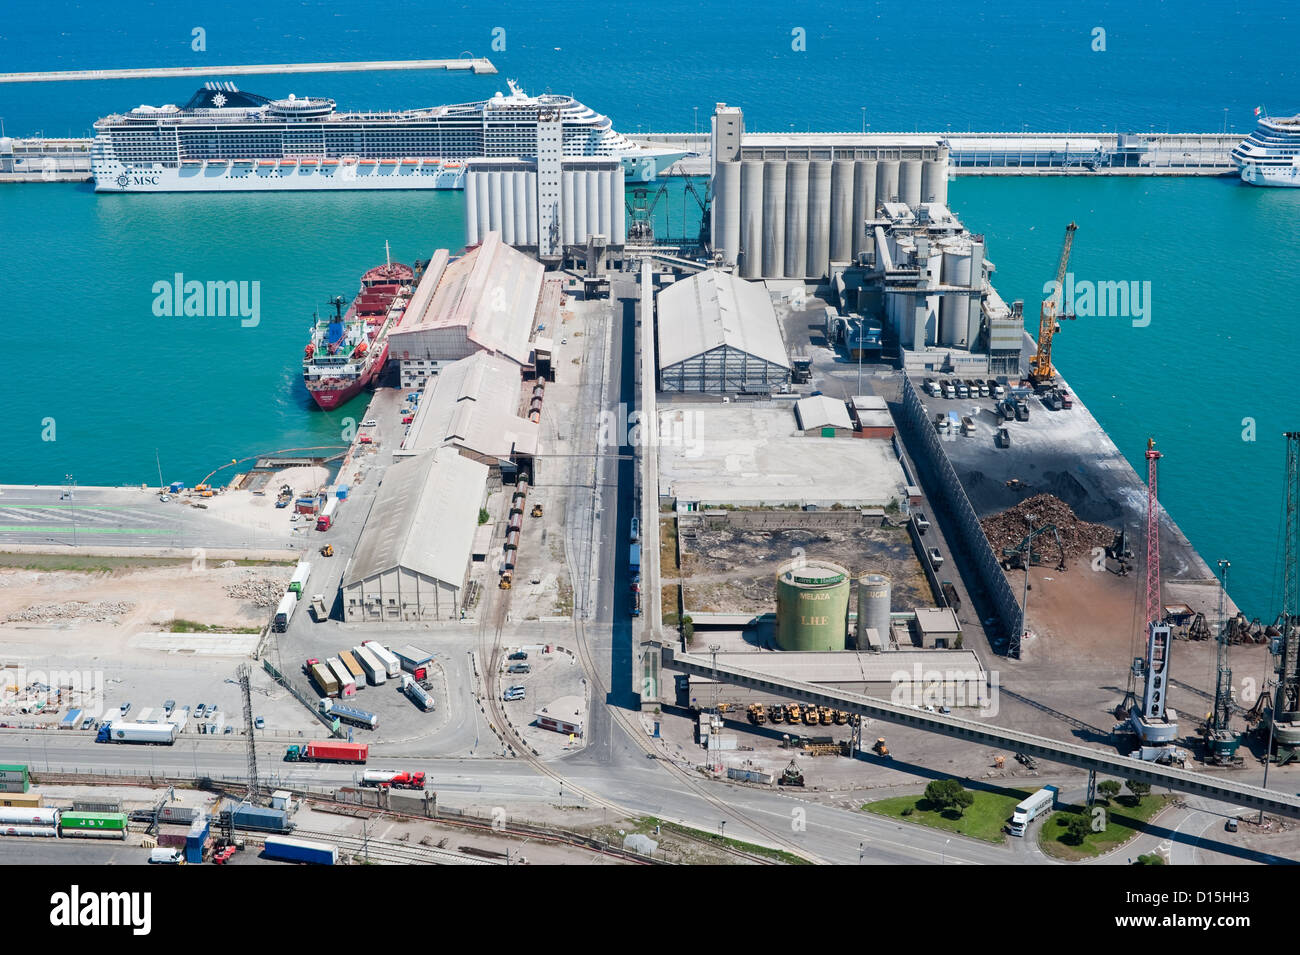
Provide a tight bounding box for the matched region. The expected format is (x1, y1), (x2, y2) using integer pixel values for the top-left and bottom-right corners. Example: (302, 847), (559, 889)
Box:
(981, 494), (1114, 561)
(6, 600), (135, 623)
(223, 573), (287, 609)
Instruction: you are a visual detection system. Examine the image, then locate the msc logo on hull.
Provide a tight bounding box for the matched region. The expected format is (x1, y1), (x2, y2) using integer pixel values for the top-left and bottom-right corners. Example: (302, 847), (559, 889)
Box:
(114, 173), (161, 187)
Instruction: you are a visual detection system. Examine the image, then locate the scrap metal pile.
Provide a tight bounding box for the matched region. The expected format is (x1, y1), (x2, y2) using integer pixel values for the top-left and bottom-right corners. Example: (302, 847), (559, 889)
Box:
(981, 494), (1115, 562)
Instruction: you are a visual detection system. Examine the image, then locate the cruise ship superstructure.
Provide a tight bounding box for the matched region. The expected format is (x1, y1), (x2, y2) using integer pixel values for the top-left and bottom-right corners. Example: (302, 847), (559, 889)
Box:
(91, 80), (684, 193)
(1231, 113), (1300, 187)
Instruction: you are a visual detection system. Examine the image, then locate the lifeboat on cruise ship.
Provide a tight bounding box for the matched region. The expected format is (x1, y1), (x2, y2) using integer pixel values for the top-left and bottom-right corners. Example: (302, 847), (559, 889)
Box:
(304, 342), (315, 359)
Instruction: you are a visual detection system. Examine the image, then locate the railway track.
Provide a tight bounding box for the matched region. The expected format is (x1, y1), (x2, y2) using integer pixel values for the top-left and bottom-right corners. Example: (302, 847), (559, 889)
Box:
(290, 826), (497, 866)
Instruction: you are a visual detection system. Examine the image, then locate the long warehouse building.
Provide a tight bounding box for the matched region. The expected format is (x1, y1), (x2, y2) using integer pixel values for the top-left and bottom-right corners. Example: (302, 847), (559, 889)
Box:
(342, 447), (488, 622)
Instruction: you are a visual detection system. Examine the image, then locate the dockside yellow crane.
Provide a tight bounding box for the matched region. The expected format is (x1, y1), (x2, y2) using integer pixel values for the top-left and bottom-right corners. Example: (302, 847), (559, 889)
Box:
(1028, 222), (1078, 386)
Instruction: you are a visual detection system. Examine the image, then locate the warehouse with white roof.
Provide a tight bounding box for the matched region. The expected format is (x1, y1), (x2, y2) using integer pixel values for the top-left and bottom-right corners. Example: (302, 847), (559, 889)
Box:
(342, 447), (488, 622)
(389, 231), (542, 390)
(398, 351), (539, 483)
(656, 270), (790, 394)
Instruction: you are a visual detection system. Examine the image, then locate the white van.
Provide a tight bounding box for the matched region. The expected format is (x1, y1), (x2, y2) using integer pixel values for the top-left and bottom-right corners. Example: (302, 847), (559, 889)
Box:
(149, 847), (183, 864)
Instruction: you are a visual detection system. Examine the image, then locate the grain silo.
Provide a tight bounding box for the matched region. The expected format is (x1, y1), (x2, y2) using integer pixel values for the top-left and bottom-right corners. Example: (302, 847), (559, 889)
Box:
(856, 573), (891, 651)
(775, 559), (850, 652)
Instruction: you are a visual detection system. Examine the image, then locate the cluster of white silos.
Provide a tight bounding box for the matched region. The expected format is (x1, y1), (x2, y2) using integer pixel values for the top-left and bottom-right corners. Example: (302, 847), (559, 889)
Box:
(465, 160), (625, 249)
(716, 152), (949, 280)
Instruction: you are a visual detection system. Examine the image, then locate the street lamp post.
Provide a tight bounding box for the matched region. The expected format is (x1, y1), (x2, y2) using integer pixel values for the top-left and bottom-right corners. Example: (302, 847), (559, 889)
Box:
(693, 106), (699, 135)
(940, 838), (950, 865)
(719, 820), (726, 840)
(861, 107), (866, 134)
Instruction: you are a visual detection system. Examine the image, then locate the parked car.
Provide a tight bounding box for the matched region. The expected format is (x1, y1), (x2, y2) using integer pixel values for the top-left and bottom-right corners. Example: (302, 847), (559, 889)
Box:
(508, 663), (531, 674)
(913, 511), (931, 533)
(507, 651), (528, 661)
(119, 702), (132, 715)
(163, 699), (176, 714)
(254, 717), (265, 730)
(928, 547), (945, 568)
(362, 419), (378, 427)
(1226, 818), (1239, 832)
(402, 414), (414, 424)
(194, 704), (206, 718)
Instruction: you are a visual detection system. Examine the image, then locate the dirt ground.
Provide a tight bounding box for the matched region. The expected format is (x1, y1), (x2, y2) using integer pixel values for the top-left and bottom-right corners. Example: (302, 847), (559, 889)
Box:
(675, 522), (928, 615)
(0, 563), (290, 635)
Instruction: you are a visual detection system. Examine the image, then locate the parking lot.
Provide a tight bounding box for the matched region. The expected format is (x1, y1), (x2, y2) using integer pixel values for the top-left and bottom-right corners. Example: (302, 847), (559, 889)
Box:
(494, 643), (589, 758)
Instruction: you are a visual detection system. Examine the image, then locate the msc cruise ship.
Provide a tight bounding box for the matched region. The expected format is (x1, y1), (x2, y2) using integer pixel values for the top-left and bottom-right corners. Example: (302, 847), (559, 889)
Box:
(91, 80), (685, 193)
(1231, 112), (1300, 187)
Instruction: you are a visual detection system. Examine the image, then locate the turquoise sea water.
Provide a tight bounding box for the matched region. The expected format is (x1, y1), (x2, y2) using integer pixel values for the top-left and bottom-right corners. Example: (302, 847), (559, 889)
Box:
(1, 1), (1298, 619)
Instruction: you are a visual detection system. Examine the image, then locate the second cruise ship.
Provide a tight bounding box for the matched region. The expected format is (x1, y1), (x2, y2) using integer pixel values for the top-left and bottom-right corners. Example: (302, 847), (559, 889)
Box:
(91, 80), (685, 193)
(1231, 111), (1300, 187)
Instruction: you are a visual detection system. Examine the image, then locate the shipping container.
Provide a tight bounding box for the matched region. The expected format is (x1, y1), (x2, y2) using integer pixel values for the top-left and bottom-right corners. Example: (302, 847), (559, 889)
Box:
(185, 816), (210, 864)
(326, 658), (356, 697)
(338, 650), (365, 681)
(352, 646), (386, 686)
(59, 708), (83, 729)
(262, 834), (336, 865)
(289, 560), (313, 596)
(59, 811), (128, 839)
(0, 807), (58, 827)
(158, 805), (199, 825)
(309, 663), (339, 698)
(0, 792), (43, 808)
(0, 764), (30, 785)
(290, 740), (368, 763)
(231, 805), (292, 833)
(362, 641), (402, 679)
(0, 825), (57, 838)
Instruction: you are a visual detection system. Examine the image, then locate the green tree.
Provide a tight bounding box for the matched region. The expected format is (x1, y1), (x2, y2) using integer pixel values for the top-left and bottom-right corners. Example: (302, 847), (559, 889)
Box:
(477, 507), (489, 525)
(1125, 779), (1152, 801)
(924, 779), (966, 813)
(1097, 780), (1122, 803)
(1135, 853), (1166, 866)
(1063, 813), (1092, 845)
(953, 790), (975, 816)
(681, 615), (695, 645)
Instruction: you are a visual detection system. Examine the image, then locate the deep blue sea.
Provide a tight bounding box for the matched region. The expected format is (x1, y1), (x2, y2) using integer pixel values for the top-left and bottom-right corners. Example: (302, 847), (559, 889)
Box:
(0, 1), (1297, 618)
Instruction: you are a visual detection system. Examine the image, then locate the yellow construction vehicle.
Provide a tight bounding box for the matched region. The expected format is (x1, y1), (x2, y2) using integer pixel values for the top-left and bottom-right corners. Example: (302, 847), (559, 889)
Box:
(803, 707), (818, 727)
(872, 737), (890, 758)
(833, 709), (848, 725)
(787, 703), (802, 724)
(818, 706), (833, 726)
(747, 704), (767, 725)
(531, 503), (543, 517)
(1028, 222), (1078, 386)
(768, 704), (785, 724)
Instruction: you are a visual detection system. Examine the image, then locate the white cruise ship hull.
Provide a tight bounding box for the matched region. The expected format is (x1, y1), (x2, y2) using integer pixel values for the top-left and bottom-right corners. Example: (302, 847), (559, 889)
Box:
(93, 152), (679, 193)
(1239, 161), (1300, 187)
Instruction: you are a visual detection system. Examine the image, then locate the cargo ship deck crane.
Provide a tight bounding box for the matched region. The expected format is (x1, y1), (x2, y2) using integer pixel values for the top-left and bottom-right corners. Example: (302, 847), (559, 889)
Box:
(1266, 431), (1300, 757)
(1028, 222), (1078, 387)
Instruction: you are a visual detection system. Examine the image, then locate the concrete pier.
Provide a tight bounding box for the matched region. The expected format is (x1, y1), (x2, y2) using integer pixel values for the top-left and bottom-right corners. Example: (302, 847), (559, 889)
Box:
(0, 57), (497, 83)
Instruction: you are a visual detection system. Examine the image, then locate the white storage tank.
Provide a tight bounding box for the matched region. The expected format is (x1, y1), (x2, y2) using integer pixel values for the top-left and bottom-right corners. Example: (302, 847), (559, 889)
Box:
(500, 170), (516, 245)
(476, 173), (491, 242)
(598, 169), (612, 239)
(465, 172), (480, 245)
(489, 171), (504, 239)
(856, 573), (891, 651)
(526, 174), (539, 245)
(807, 159), (833, 279)
(829, 159), (855, 264)
(939, 242), (974, 346)
(784, 161), (809, 279)
(852, 160), (877, 258)
(761, 160), (787, 279)
(514, 170), (529, 244)
(876, 159), (900, 205)
(740, 160), (765, 278)
(610, 167), (627, 245)
(715, 160), (742, 265)
(899, 159), (923, 208)
(562, 169), (576, 246)
(586, 170), (600, 242)
(922, 157), (948, 206)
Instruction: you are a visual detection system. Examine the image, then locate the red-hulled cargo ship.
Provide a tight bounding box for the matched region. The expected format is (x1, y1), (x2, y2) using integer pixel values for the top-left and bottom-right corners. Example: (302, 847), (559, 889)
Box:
(302, 252), (414, 410)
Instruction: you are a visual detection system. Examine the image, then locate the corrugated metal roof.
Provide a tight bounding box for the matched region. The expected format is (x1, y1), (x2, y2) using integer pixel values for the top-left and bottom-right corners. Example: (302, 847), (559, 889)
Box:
(344, 448), (487, 588)
(795, 394), (853, 431)
(390, 232), (539, 366)
(401, 352), (539, 460)
(657, 270), (790, 371)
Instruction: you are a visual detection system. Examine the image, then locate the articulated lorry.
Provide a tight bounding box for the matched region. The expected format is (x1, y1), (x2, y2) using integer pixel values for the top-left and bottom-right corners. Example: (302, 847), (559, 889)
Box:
(401, 674), (436, 712)
(288, 560), (312, 596)
(1008, 785), (1058, 836)
(362, 641), (402, 679)
(284, 740), (368, 763)
(309, 662), (339, 698)
(361, 769), (426, 789)
(96, 721), (176, 745)
(273, 592), (296, 632)
(318, 698), (379, 730)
